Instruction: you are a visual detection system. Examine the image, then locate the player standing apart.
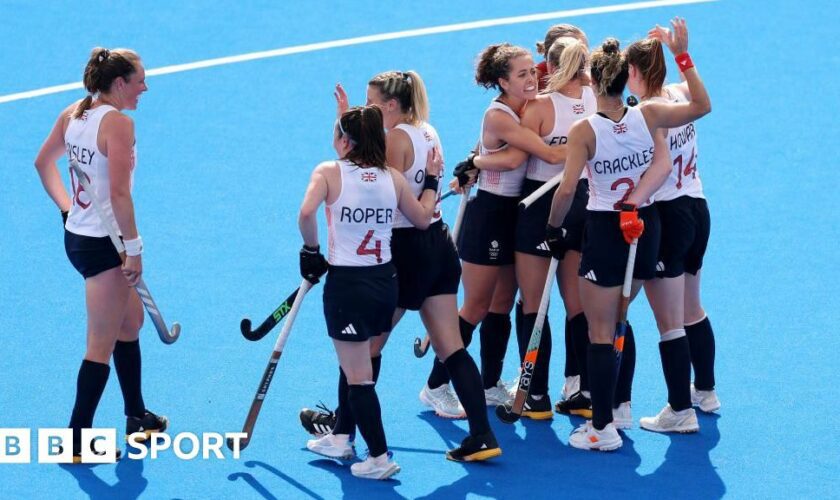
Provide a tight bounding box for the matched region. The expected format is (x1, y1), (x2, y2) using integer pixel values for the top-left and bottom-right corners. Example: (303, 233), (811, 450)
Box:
(34, 47), (168, 462)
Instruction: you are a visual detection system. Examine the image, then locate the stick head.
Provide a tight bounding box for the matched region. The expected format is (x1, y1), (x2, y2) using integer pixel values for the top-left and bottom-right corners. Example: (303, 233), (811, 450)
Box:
(240, 318), (254, 337)
(159, 322), (181, 344)
(413, 337), (429, 358)
(495, 403), (520, 424)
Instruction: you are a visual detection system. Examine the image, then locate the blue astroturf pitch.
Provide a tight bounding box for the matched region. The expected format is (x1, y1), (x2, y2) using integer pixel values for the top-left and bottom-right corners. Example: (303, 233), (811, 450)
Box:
(0, 0), (838, 498)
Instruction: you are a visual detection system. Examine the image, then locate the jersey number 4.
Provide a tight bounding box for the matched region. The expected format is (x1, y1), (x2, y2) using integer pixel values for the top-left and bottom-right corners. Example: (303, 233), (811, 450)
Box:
(357, 230), (383, 263)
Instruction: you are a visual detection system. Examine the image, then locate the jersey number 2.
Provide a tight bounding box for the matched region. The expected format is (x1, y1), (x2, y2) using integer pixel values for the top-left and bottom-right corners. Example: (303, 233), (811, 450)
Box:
(357, 230), (383, 263)
(611, 178), (635, 210)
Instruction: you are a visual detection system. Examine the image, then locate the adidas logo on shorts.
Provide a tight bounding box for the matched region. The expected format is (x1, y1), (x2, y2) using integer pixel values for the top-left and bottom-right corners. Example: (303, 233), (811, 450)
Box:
(583, 270), (597, 282)
(656, 261), (665, 272)
(536, 241), (550, 251)
(341, 324), (358, 335)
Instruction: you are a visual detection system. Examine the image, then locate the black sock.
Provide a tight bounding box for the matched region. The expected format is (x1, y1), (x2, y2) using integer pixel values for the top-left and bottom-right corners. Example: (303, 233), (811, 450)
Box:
(588, 344), (616, 430)
(427, 318), (475, 389)
(614, 323), (635, 407)
(113, 340), (145, 418)
(444, 349), (490, 436)
(478, 313), (510, 389)
(347, 384), (387, 457)
(333, 368), (355, 435)
(518, 313), (552, 396)
(686, 317), (716, 390)
(659, 335), (692, 411)
(564, 317), (578, 377)
(68, 360), (110, 453)
(569, 312), (590, 392)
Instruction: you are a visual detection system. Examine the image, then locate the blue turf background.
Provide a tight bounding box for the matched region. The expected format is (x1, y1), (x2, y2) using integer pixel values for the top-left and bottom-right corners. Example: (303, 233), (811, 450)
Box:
(1, 0), (838, 498)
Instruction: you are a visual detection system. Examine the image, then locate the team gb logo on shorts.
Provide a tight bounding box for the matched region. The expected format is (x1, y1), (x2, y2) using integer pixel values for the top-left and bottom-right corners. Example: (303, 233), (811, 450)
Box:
(361, 172), (377, 182)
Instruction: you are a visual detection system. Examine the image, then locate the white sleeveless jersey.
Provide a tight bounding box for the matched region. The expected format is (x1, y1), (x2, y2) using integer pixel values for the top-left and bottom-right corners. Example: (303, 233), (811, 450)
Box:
(391, 122), (443, 229)
(526, 86), (597, 182)
(585, 106), (656, 211)
(477, 100), (527, 197)
(653, 84), (705, 202)
(325, 161), (397, 266)
(64, 104), (136, 237)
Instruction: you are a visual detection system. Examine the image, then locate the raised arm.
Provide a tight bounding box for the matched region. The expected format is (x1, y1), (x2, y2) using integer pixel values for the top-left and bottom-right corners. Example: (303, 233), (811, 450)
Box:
(642, 18), (711, 130)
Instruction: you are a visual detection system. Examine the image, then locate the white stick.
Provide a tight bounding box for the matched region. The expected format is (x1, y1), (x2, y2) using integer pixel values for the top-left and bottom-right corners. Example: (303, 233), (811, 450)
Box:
(69, 160), (181, 344)
(451, 185), (472, 243)
(519, 172), (564, 209)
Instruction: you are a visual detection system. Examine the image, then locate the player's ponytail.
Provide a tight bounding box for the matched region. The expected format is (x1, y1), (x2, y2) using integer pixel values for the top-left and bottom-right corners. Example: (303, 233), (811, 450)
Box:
(625, 38), (666, 99)
(590, 38), (628, 97)
(545, 37), (589, 92)
(368, 70), (429, 125)
(339, 106), (387, 169)
(73, 47), (141, 119)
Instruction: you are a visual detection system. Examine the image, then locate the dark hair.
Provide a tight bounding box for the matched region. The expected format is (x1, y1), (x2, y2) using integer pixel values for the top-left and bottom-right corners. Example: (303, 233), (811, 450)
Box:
(475, 43), (530, 91)
(337, 106), (387, 169)
(73, 47), (141, 119)
(590, 38), (628, 97)
(625, 38), (666, 99)
(368, 70), (429, 125)
(536, 24), (587, 55)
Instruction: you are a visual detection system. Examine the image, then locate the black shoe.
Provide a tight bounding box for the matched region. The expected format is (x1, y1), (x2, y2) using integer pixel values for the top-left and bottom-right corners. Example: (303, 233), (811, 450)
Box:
(126, 410), (169, 441)
(446, 431), (502, 462)
(522, 393), (553, 420)
(299, 403), (336, 436)
(554, 391), (592, 418)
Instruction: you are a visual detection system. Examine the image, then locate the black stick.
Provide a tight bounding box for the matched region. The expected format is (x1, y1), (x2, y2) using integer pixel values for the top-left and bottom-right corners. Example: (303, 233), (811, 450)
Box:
(240, 288), (299, 341)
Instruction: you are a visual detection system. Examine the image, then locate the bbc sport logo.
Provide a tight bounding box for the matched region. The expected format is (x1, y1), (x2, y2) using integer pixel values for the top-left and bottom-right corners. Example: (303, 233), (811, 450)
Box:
(0, 428), (247, 463)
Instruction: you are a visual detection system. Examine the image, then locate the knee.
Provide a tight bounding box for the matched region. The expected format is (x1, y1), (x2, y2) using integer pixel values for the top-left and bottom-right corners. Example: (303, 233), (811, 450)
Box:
(460, 302), (490, 324)
(85, 337), (115, 364)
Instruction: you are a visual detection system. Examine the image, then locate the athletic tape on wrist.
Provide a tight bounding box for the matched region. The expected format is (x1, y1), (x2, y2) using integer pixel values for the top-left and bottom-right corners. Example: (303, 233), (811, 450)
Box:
(124, 236), (143, 256)
(675, 52), (694, 72)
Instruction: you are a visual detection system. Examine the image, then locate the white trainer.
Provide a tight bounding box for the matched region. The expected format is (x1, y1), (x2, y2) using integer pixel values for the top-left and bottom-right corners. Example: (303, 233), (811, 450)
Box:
(640, 404), (700, 433)
(612, 402), (632, 430)
(350, 451), (401, 480)
(306, 433), (354, 459)
(562, 375), (580, 401)
(485, 380), (513, 406)
(568, 421), (623, 451)
(419, 384), (466, 419)
(691, 384), (721, 413)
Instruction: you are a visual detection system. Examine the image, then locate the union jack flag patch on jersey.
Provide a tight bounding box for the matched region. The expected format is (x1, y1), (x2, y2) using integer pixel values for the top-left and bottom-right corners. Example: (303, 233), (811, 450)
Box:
(361, 172), (377, 182)
(613, 123), (628, 134)
(573, 104), (585, 115)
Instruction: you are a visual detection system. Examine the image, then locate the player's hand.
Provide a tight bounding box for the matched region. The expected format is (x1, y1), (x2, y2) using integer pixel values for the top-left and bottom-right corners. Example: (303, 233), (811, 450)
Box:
(122, 254), (143, 286)
(545, 224), (568, 260)
(334, 83), (349, 118)
(649, 17), (688, 56)
(619, 203), (644, 244)
(300, 245), (328, 284)
(453, 153), (478, 188)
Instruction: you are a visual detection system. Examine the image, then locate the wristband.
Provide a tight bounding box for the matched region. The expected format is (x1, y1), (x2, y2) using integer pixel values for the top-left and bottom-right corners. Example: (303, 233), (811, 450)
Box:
(675, 52), (694, 72)
(302, 244), (320, 254)
(619, 203), (637, 212)
(423, 175), (440, 193)
(124, 236), (143, 256)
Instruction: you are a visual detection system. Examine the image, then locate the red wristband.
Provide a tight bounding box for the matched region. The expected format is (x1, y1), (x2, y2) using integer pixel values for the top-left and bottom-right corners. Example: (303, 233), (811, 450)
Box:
(675, 52), (694, 72)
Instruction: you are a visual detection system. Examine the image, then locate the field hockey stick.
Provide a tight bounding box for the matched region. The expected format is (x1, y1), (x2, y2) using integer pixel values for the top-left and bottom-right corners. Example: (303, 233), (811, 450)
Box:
(228, 278), (313, 451)
(240, 287), (299, 341)
(440, 188), (456, 201)
(69, 161), (181, 345)
(496, 257), (559, 423)
(519, 172), (564, 209)
(613, 239), (638, 366)
(412, 184), (473, 358)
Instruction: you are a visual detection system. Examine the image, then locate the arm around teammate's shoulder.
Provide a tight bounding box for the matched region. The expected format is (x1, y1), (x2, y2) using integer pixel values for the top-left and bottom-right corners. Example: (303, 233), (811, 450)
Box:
(392, 148), (442, 229)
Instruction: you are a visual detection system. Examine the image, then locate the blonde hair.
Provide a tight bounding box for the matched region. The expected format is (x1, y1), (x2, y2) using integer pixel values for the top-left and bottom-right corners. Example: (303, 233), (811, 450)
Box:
(368, 70), (429, 125)
(545, 37), (589, 92)
(589, 38), (628, 97)
(74, 47), (141, 119)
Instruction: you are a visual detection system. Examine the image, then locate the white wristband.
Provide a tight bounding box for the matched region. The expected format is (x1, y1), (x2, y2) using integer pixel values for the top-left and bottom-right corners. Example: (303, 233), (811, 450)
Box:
(124, 236), (143, 256)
